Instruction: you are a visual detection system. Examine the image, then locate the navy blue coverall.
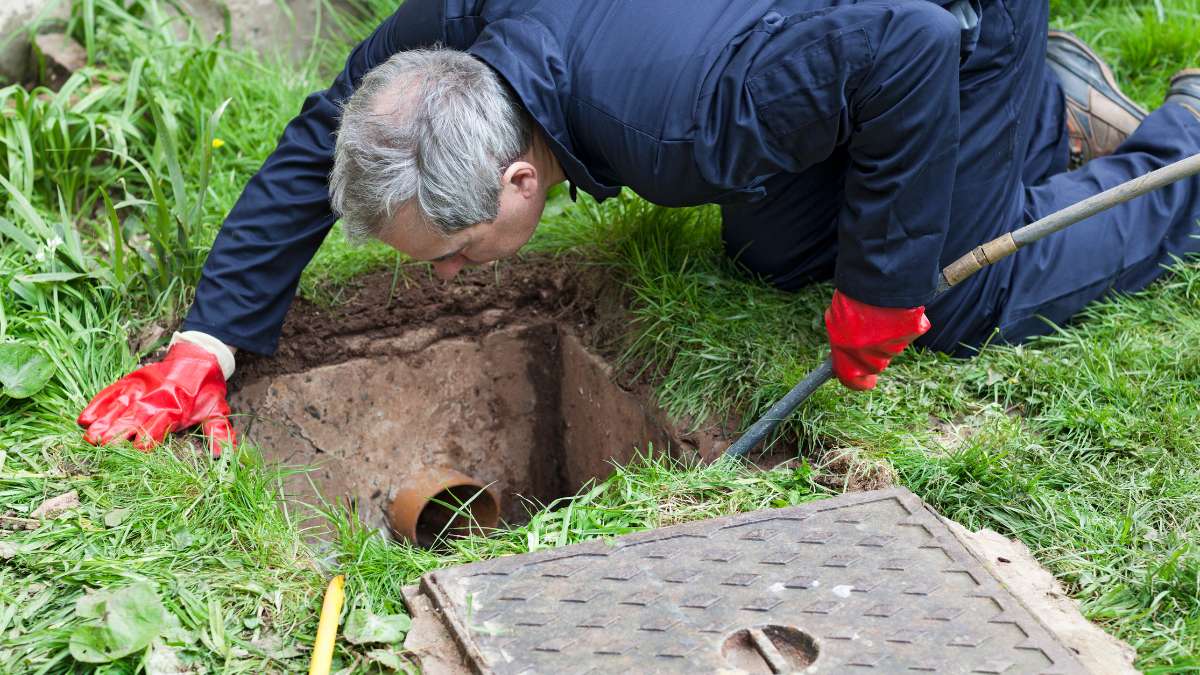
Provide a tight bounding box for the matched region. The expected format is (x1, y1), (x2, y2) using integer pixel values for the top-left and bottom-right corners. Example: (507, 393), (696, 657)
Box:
(183, 0), (1200, 356)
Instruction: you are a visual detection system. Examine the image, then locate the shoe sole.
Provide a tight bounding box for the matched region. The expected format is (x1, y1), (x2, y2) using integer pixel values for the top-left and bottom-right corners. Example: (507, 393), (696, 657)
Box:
(1047, 30), (1149, 117)
(1168, 69), (1200, 119)
(1170, 68), (1200, 88)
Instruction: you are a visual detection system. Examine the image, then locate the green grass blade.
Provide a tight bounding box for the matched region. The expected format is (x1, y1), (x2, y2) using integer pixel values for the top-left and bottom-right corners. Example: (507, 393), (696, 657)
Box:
(100, 189), (126, 286)
(0, 174), (56, 243)
(122, 57), (144, 119)
(190, 98), (232, 227)
(149, 93), (190, 227)
(82, 0), (95, 66)
(0, 217), (41, 257)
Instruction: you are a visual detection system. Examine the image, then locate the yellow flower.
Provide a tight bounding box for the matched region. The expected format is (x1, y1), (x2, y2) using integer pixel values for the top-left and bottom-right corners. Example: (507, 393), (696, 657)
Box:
(211, 138), (226, 149)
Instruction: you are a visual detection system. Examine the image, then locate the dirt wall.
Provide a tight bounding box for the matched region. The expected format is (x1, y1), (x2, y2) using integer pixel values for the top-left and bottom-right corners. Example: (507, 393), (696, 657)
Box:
(231, 324), (562, 530)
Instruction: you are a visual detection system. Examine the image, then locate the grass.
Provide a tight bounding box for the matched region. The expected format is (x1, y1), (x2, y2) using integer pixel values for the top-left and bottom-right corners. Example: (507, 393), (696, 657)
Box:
(0, 0), (1198, 672)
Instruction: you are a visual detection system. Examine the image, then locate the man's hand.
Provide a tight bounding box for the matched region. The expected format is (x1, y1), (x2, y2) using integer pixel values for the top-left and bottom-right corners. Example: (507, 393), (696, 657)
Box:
(824, 290), (931, 391)
(77, 342), (235, 457)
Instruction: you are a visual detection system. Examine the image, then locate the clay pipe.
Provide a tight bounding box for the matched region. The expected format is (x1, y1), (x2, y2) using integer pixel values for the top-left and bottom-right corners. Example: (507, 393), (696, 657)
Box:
(388, 466), (500, 547)
(726, 150), (1200, 458)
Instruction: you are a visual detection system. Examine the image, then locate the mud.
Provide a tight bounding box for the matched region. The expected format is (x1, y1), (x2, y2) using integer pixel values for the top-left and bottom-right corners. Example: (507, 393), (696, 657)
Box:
(228, 258), (728, 536)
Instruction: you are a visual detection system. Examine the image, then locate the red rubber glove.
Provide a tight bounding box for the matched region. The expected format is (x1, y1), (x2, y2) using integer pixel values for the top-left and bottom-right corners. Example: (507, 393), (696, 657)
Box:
(77, 342), (235, 457)
(824, 290), (931, 391)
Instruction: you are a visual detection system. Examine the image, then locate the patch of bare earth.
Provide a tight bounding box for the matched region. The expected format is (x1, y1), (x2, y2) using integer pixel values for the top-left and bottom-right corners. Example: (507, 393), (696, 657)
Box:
(229, 257), (727, 535)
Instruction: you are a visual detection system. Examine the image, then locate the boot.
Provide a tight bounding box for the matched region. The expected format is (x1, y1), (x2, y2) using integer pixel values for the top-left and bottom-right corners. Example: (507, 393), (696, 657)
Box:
(1166, 69), (1200, 121)
(1046, 31), (1147, 168)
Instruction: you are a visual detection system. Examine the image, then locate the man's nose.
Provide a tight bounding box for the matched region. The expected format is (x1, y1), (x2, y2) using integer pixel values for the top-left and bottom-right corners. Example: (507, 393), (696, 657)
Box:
(432, 256), (468, 280)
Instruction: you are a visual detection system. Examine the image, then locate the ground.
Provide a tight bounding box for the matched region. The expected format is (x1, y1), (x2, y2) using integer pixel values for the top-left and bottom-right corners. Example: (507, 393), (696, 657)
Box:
(0, 0), (1198, 672)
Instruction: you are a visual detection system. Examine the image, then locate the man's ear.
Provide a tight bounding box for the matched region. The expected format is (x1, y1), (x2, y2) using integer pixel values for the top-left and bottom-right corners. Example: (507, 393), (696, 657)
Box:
(502, 161), (539, 197)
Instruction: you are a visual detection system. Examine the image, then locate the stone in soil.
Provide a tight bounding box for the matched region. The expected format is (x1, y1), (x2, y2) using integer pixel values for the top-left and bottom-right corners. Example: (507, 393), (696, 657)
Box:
(0, 0), (68, 84)
(32, 32), (85, 90)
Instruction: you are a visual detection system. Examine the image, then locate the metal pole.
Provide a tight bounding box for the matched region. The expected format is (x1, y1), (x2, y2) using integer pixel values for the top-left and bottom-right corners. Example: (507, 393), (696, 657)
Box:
(726, 151), (1200, 458)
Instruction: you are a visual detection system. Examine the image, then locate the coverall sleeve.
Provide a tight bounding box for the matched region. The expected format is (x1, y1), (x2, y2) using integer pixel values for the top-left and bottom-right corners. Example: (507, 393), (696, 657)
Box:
(181, 1), (444, 354)
(749, 4), (964, 308)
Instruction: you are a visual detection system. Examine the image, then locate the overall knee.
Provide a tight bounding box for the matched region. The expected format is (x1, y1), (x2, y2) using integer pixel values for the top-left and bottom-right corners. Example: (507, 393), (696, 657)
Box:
(723, 234), (792, 278)
(880, 2), (962, 64)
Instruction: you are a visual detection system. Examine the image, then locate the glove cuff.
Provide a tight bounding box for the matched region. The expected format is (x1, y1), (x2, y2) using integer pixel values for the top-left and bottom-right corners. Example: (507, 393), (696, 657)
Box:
(825, 290), (931, 345)
(170, 331), (236, 380)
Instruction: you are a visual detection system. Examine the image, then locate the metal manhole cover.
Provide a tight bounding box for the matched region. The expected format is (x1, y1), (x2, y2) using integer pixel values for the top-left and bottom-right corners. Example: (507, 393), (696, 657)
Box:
(403, 488), (1086, 674)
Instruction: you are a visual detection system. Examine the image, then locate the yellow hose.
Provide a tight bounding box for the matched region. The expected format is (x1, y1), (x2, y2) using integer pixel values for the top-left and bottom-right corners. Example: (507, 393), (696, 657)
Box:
(308, 574), (345, 675)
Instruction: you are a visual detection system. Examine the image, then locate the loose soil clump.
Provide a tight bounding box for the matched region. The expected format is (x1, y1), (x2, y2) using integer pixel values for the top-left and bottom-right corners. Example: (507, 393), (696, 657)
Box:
(229, 257), (727, 536)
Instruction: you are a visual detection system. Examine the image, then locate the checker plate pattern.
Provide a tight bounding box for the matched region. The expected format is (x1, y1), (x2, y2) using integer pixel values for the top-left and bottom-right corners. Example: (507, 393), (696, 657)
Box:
(414, 488), (1086, 674)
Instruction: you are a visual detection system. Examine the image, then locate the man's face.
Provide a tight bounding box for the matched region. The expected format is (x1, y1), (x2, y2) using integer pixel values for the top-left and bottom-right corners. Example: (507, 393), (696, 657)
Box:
(378, 160), (546, 280)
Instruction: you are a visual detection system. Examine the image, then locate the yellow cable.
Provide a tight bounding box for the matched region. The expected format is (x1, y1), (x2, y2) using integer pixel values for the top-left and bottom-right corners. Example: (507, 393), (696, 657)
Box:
(308, 574), (345, 675)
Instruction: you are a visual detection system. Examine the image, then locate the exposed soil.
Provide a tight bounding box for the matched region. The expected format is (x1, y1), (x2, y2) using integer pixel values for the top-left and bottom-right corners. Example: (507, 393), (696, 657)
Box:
(233, 257), (597, 382)
(228, 256), (729, 538)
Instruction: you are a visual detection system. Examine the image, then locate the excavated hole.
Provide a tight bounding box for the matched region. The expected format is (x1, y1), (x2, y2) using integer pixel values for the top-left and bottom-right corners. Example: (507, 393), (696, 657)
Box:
(227, 260), (729, 538)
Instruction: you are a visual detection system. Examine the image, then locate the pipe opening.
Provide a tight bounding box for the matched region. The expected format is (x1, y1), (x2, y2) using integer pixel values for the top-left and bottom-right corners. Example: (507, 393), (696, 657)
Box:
(388, 475), (501, 548)
(414, 485), (499, 548)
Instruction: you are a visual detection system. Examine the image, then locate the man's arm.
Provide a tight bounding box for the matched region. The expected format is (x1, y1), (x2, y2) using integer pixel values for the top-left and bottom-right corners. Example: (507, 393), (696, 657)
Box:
(183, 0), (444, 355)
(833, 6), (962, 308)
(77, 2), (444, 455)
(749, 3), (962, 305)
(748, 4), (962, 387)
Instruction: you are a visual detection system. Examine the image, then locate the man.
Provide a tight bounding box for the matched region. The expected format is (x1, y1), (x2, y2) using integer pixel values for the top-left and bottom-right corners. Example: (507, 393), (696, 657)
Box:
(78, 1), (1200, 457)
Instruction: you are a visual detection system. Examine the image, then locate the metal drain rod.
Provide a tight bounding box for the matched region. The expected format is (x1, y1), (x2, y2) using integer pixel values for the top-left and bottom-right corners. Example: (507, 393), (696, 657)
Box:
(726, 150), (1200, 458)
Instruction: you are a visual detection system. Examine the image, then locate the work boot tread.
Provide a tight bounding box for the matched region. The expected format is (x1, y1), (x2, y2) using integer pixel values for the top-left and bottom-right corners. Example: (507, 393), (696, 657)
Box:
(1167, 69), (1200, 120)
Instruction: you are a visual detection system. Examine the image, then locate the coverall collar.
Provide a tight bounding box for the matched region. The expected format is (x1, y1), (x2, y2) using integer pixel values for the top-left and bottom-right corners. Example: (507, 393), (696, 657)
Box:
(468, 16), (621, 203)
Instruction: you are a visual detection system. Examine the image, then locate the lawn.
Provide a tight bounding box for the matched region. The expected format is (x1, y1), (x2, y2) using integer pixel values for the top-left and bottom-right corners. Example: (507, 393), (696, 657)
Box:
(1, 0), (1199, 672)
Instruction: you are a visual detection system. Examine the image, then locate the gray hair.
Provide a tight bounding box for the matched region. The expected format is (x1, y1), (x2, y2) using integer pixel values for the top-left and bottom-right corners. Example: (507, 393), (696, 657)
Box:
(330, 47), (533, 240)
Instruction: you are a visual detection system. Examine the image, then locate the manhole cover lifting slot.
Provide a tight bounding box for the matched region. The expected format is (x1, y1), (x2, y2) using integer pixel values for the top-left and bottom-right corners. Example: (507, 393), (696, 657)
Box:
(721, 624), (819, 673)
